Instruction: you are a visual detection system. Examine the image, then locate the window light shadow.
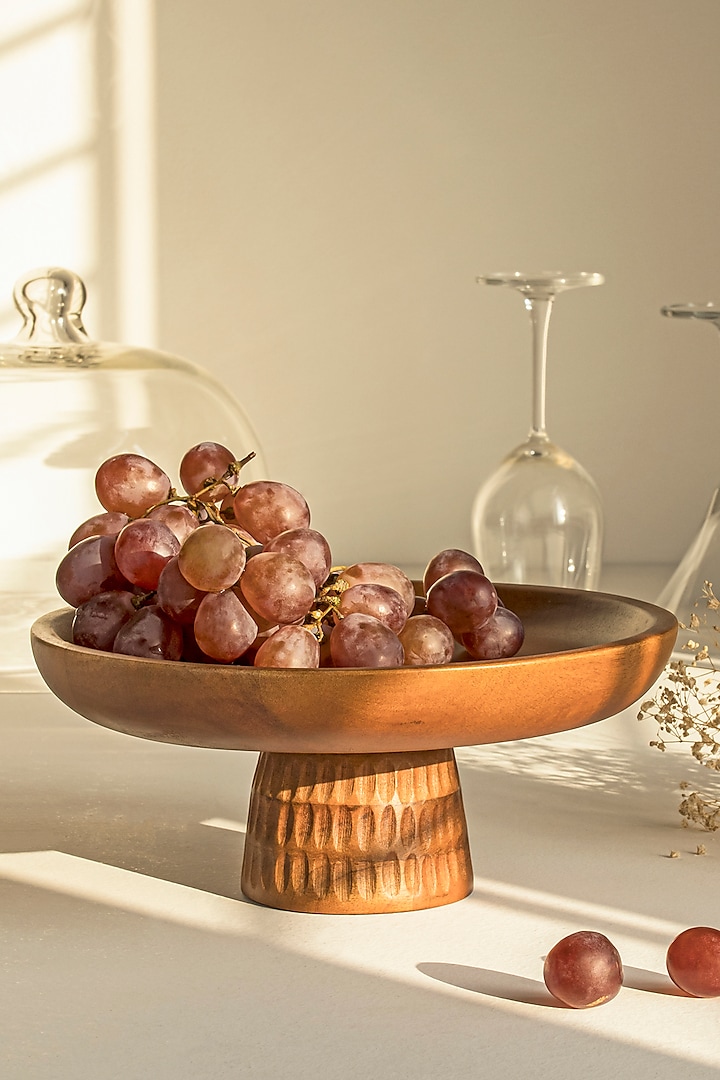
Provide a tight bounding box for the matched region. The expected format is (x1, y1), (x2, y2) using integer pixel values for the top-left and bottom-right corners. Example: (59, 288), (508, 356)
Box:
(0, 1), (89, 55)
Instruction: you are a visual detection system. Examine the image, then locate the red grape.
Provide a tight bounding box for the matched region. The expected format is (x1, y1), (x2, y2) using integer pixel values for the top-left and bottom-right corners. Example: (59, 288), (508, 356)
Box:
(426, 570), (497, 636)
(543, 931), (623, 1008)
(68, 511), (129, 549)
(461, 606), (525, 660)
(218, 491), (239, 522)
(264, 527), (332, 588)
(56, 534), (130, 608)
(233, 588), (280, 634)
(226, 525), (259, 546)
(233, 480), (310, 544)
(156, 556), (207, 625)
(423, 548), (484, 593)
(147, 502), (199, 545)
(340, 562), (416, 618)
(254, 624), (320, 668)
(239, 551), (316, 625)
(114, 519), (181, 591)
(113, 604), (184, 660)
(179, 441), (236, 501)
(337, 583), (407, 633)
(399, 615), (455, 666)
(238, 625), (280, 665)
(193, 590), (258, 662)
(72, 590), (137, 650)
(330, 612), (404, 668)
(666, 927), (720, 997)
(95, 453), (171, 516)
(177, 523), (247, 592)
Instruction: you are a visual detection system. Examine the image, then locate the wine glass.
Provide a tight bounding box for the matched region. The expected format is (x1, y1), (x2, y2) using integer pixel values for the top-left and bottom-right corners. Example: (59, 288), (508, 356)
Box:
(471, 271), (604, 589)
(656, 302), (720, 660)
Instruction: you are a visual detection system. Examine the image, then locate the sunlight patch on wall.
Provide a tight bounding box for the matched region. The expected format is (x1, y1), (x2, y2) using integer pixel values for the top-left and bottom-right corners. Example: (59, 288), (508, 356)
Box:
(0, 0), (97, 338)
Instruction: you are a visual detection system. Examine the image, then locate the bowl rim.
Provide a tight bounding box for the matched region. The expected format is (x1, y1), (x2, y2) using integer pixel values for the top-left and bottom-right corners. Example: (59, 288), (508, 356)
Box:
(31, 582), (678, 676)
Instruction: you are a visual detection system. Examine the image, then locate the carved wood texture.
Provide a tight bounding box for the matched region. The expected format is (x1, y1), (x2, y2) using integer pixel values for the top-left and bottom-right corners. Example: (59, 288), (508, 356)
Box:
(241, 748), (473, 913)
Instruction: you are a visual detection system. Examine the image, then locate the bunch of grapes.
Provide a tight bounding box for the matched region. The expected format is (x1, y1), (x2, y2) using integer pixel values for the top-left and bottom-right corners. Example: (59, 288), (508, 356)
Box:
(55, 442), (525, 669)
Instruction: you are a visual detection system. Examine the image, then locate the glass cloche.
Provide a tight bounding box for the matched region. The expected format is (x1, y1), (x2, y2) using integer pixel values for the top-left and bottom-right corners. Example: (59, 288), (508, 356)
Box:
(0, 267), (268, 685)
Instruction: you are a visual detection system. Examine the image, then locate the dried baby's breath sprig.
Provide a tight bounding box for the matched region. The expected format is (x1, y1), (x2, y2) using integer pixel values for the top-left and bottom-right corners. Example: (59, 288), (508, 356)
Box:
(673, 581), (720, 661)
(678, 782), (720, 832)
(639, 660), (720, 769)
(638, 581), (720, 831)
(702, 580), (720, 612)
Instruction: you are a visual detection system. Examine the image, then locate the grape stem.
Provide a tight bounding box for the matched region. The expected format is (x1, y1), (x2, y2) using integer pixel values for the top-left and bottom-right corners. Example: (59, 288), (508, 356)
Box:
(131, 591), (154, 609)
(142, 451), (257, 535)
(221, 450), (257, 486)
(303, 567), (349, 641)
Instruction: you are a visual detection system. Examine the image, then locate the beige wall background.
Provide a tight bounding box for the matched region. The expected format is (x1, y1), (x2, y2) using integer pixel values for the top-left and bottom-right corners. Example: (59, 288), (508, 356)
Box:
(3, 0), (720, 574)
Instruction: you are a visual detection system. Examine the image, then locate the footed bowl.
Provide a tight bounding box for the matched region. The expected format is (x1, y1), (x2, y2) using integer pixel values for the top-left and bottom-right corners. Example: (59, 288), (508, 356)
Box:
(31, 584), (677, 914)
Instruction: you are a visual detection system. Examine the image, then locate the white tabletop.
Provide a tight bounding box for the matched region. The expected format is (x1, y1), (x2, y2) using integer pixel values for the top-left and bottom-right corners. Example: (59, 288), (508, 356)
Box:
(3, 565), (720, 1079)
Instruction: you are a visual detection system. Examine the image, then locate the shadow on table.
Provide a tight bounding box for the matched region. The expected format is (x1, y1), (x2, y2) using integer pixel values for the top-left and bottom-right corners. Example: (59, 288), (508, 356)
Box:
(418, 961), (565, 1007)
(622, 965), (689, 996)
(1, 708), (258, 901)
(419, 962), (690, 1006)
(3, 889), (717, 1080)
(456, 739), (665, 799)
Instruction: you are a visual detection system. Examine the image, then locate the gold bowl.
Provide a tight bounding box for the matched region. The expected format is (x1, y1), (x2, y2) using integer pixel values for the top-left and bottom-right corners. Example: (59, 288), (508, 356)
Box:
(31, 585), (677, 915)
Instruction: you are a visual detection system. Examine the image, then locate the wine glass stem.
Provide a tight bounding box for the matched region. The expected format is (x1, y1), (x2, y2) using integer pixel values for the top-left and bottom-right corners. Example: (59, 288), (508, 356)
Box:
(525, 295), (554, 438)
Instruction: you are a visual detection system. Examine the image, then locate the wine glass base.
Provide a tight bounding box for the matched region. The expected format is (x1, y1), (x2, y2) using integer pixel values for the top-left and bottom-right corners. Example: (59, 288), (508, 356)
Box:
(478, 271), (604, 296)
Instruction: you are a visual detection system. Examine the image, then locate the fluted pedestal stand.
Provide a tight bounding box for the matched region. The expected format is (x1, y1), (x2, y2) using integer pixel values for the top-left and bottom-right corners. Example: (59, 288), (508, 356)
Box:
(241, 749), (473, 914)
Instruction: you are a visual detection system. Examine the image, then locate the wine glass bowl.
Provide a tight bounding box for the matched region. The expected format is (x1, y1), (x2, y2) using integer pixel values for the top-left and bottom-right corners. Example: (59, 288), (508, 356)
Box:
(473, 436), (604, 588)
(472, 270), (604, 589)
(657, 300), (720, 660)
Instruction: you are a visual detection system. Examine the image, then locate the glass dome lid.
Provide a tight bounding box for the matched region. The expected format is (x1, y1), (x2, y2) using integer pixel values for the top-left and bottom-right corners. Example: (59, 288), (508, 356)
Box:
(0, 266), (268, 686)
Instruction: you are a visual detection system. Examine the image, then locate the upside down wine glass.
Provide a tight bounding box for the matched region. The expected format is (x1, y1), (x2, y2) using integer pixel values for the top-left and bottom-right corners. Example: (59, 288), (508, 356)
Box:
(656, 302), (720, 661)
(471, 272), (604, 589)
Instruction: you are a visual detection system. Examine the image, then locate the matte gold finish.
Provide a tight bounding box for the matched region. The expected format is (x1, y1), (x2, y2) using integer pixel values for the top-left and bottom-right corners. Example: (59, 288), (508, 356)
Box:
(31, 585), (677, 914)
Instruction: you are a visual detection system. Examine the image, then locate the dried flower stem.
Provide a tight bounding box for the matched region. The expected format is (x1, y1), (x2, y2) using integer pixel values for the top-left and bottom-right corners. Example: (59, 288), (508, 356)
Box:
(638, 581), (720, 831)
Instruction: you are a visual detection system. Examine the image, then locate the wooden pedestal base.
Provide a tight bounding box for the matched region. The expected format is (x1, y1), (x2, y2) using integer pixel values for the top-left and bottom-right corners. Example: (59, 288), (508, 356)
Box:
(241, 748), (473, 914)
